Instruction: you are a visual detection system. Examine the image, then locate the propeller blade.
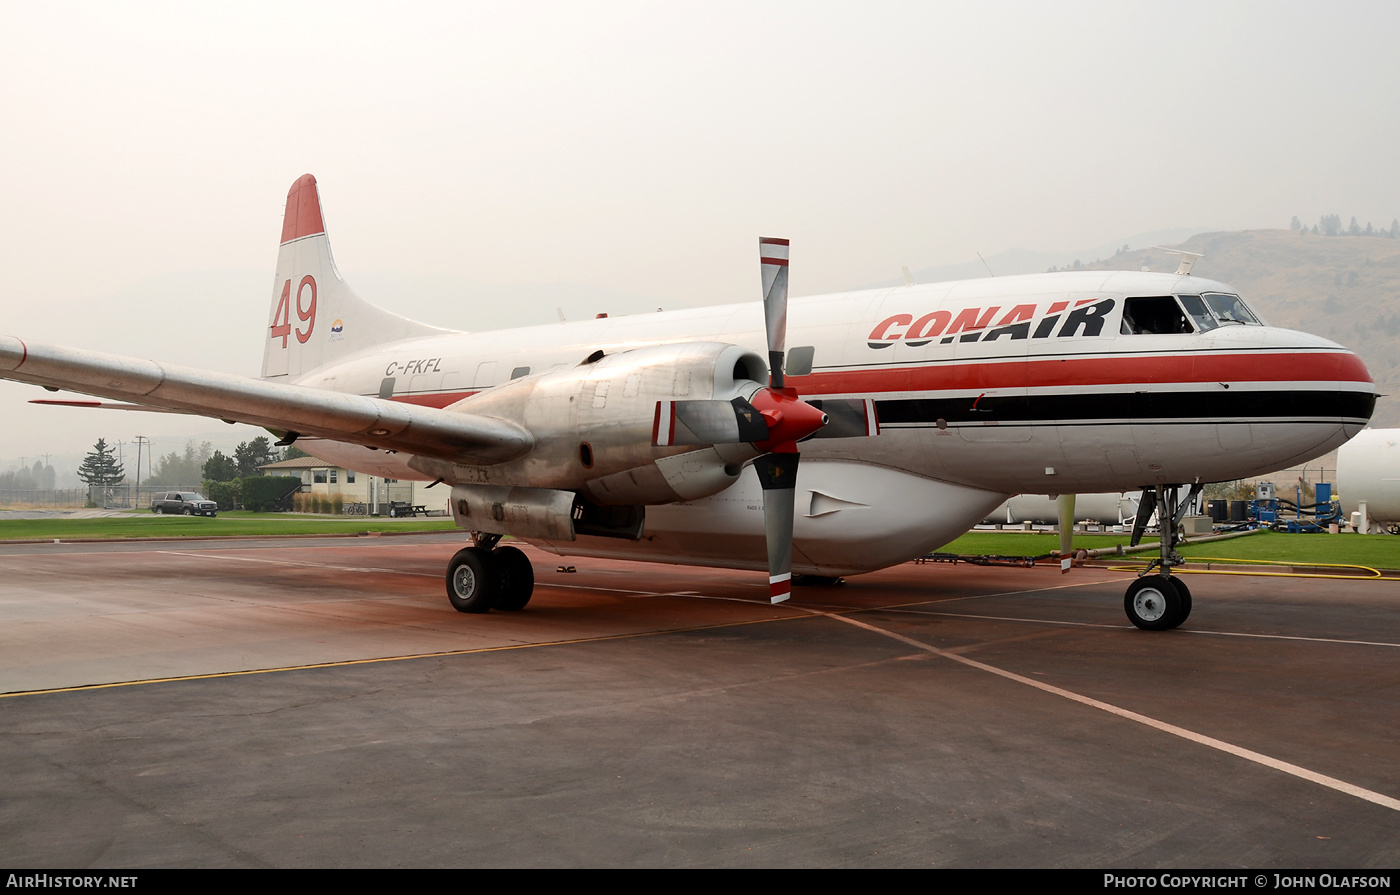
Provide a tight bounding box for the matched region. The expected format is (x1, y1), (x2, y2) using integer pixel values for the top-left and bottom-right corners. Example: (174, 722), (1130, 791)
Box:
(653, 397), (770, 446)
(754, 451), (799, 603)
(759, 237), (789, 389)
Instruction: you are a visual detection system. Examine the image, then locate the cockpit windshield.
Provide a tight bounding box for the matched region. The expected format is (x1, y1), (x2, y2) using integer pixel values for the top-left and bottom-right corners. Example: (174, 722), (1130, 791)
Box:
(1174, 292), (1262, 328)
(1200, 292), (1261, 325)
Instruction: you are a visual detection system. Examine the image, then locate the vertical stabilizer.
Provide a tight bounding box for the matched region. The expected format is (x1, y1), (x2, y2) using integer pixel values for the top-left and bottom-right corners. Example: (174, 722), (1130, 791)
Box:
(262, 174), (450, 380)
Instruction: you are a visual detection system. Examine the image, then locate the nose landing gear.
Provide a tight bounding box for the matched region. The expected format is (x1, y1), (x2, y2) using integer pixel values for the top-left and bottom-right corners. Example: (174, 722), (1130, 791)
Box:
(1124, 483), (1200, 631)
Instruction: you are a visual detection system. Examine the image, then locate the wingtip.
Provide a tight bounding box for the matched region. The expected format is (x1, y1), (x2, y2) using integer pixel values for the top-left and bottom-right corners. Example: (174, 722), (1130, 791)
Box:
(280, 173), (325, 245)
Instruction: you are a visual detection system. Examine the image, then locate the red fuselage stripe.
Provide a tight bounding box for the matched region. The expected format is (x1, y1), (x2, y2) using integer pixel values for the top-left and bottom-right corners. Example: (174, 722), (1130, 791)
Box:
(794, 351), (1371, 395)
(379, 352), (1370, 408)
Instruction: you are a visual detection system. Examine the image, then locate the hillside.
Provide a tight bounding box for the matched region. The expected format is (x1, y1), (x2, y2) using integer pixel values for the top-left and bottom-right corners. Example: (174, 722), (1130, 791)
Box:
(1081, 230), (1400, 427)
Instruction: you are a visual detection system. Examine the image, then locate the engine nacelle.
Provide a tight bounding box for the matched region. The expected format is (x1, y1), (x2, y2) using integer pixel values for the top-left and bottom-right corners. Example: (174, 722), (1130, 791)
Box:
(449, 484), (645, 541)
(414, 342), (768, 505)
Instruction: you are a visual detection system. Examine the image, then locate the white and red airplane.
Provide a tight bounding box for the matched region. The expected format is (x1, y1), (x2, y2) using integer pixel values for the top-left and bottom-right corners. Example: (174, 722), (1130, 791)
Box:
(0, 175), (1375, 629)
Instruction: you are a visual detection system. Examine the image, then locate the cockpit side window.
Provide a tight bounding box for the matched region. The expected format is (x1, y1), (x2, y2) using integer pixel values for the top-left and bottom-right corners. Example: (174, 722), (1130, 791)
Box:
(1176, 294), (1219, 332)
(1201, 292), (1260, 325)
(1120, 296), (1192, 335)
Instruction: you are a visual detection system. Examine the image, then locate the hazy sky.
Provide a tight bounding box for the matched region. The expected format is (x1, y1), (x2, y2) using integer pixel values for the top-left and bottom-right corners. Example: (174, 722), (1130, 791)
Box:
(2, 1), (1398, 464)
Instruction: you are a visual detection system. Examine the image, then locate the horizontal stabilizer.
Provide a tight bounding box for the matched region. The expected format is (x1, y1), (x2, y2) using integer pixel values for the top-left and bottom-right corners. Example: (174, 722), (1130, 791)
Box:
(2, 336), (532, 465)
(30, 399), (191, 414)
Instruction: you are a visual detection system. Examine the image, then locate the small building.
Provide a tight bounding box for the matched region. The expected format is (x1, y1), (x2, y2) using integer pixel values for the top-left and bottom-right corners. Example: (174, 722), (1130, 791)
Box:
(257, 456), (443, 515)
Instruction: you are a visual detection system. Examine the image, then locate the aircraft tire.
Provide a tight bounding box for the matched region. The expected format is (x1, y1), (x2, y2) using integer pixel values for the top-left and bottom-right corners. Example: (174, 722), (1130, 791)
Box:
(446, 547), (499, 613)
(1167, 576), (1192, 628)
(493, 545), (535, 611)
(1124, 576), (1182, 631)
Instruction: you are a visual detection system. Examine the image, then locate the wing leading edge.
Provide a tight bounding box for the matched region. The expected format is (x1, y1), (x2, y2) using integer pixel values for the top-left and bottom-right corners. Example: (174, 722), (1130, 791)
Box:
(0, 336), (532, 465)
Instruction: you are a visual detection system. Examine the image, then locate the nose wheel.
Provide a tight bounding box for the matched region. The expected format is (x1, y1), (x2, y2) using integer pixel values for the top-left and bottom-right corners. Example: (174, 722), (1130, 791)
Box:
(1124, 483), (1198, 630)
(1124, 575), (1191, 630)
(446, 538), (535, 613)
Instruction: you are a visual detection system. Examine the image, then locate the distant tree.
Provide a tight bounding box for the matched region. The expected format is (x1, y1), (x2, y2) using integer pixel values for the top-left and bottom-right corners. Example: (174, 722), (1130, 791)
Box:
(1391, 219), (1399, 239)
(1349, 216), (1361, 236)
(1365, 222), (1375, 236)
(77, 438), (125, 486)
(281, 445), (310, 461)
(1290, 216), (1302, 230)
(234, 437), (278, 477)
(203, 450), (238, 482)
(0, 461), (52, 490)
(146, 440), (212, 486)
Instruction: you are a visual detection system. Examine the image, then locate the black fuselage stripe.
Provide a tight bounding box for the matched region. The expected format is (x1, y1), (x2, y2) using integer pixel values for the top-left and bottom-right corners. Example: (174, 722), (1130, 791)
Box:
(874, 390), (1375, 425)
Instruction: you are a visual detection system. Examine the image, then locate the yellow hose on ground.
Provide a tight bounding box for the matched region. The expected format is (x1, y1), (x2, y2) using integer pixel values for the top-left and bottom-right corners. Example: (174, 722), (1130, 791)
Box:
(1102, 556), (1384, 581)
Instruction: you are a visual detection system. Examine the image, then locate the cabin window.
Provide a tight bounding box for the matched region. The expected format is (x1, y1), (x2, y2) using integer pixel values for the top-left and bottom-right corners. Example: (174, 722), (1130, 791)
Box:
(786, 346), (815, 376)
(510, 366), (530, 379)
(1121, 296), (1192, 335)
(378, 377), (396, 399)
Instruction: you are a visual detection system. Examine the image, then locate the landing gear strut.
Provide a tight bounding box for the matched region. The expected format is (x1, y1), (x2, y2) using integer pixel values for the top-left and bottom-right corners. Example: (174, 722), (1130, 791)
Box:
(1124, 483), (1199, 631)
(445, 533), (535, 614)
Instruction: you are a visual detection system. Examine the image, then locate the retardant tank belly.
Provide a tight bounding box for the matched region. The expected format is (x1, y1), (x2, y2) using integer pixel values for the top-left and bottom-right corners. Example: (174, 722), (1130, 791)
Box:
(524, 460), (1009, 576)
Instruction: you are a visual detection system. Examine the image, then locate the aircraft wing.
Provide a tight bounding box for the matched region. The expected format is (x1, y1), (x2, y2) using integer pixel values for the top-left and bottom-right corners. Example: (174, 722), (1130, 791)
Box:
(0, 336), (532, 465)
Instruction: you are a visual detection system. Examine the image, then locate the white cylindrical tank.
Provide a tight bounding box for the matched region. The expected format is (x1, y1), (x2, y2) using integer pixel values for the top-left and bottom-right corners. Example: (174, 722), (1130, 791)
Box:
(983, 492), (1139, 525)
(1338, 428), (1400, 532)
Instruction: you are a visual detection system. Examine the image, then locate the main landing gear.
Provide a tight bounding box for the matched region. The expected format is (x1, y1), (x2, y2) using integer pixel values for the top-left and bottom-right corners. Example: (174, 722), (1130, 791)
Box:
(445, 534), (535, 613)
(1124, 483), (1200, 631)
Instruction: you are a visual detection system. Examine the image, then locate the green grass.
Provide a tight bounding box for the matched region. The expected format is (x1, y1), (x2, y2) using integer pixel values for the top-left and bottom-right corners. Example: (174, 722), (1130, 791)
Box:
(0, 510), (458, 540)
(1175, 530), (1400, 569)
(5, 512), (1400, 569)
(941, 532), (1133, 556)
(943, 529), (1400, 570)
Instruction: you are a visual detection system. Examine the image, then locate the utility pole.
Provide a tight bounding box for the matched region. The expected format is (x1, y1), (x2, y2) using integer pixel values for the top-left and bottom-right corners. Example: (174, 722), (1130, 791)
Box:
(134, 435), (150, 503)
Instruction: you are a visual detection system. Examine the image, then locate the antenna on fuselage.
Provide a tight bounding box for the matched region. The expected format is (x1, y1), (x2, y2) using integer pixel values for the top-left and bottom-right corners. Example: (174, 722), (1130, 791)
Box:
(901, 266), (916, 287)
(1150, 247), (1204, 276)
(977, 252), (995, 277)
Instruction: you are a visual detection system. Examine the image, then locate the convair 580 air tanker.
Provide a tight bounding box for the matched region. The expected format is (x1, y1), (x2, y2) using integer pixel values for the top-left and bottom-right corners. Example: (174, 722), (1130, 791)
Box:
(0, 175), (1375, 630)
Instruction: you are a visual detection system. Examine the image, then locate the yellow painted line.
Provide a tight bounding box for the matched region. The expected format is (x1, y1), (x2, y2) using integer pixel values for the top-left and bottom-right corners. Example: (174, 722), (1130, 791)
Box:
(0, 612), (816, 701)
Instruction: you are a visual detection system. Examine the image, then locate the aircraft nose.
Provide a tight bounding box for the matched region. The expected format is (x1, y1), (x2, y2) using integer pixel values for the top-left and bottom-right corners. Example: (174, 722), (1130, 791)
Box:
(1337, 345), (1376, 435)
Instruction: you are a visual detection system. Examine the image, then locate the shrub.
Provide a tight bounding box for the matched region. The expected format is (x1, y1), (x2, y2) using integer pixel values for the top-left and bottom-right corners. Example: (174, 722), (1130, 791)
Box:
(241, 476), (298, 512)
(204, 479), (242, 510)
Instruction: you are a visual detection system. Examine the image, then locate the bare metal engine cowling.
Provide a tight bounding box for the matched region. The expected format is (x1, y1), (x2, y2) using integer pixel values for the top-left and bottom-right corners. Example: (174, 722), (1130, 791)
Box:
(412, 342), (769, 507)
